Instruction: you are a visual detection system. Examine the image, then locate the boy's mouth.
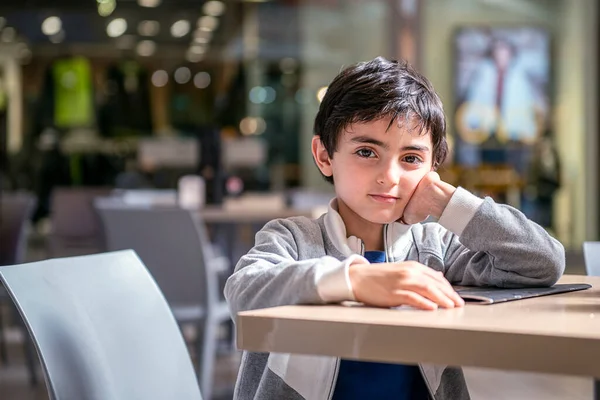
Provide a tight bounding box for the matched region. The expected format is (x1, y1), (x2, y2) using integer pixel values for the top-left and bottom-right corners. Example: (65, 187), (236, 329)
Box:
(369, 194), (399, 204)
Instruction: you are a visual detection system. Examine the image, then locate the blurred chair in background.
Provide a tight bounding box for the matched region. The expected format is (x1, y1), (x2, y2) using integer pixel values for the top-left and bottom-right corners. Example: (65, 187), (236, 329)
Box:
(0, 192), (38, 385)
(95, 199), (230, 400)
(583, 241), (600, 276)
(0, 250), (203, 400)
(583, 241), (600, 400)
(48, 187), (111, 257)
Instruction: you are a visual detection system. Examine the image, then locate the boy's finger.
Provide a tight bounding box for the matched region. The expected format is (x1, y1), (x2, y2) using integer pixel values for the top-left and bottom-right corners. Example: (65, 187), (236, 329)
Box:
(404, 278), (455, 309)
(417, 270), (464, 307)
(434, 279), (465, 307)
(417, 282), (456, 309)
(394, 290), (438, 311)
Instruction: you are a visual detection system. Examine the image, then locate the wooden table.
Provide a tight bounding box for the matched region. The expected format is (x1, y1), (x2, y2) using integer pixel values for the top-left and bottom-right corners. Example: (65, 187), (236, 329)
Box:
(237, 275), (600, 397)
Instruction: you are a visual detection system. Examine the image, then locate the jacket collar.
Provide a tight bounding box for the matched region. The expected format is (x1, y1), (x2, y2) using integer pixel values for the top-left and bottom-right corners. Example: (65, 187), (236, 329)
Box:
(324, 198), (413, 258)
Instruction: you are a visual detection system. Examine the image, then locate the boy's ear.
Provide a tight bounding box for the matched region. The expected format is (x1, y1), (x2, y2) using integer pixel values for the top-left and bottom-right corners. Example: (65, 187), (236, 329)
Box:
(311, 136), (333, 178)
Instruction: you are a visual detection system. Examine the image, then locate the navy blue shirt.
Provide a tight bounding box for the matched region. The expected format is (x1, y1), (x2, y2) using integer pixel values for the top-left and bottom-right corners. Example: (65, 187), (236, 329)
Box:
(331, 251), (430, 400)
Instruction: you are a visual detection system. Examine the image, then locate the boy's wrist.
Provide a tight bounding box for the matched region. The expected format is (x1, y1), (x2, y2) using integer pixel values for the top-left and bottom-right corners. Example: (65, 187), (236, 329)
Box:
(429, 179), (457, 219)
(438, 187), (485, 236)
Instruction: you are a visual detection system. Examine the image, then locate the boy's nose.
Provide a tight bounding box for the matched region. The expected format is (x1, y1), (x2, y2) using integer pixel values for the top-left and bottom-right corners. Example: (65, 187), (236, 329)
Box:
(378, 163), (402, 185)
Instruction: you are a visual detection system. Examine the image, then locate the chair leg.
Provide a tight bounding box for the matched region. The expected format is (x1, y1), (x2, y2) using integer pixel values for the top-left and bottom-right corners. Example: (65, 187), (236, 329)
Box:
(23, 334), (38, 387)
(0, 304), (8, 365)
(197, 318), (218, 400)
(14, 312), (37, 387)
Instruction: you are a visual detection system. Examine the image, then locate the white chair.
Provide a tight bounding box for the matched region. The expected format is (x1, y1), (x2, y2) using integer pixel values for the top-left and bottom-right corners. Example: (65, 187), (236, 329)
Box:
(0, 250), (203, 400)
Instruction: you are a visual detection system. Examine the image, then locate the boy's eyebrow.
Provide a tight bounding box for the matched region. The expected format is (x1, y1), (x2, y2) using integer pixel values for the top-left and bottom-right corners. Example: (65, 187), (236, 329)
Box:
(350, 136), (389, 150)
(350, 136), (430, 152)
(401, 145), (430, 152)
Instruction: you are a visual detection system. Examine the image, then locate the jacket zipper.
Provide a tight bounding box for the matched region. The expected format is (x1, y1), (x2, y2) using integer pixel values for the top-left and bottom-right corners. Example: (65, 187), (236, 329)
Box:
(326, 358), (341, 400)
(387, 225), (435, 399)
(383, 224), (389, 261)
(325, 236), (360, 400)
(418, 364), (436, 400)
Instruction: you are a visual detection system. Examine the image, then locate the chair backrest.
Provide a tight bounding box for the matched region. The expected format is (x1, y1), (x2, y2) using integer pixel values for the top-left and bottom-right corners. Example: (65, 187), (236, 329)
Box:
(0, 250), (202, 400)
(0, 192), (35, 266)
(583, 241), (600, 276)
(50, 187), (111, 238)
(94, 198), (218, 309)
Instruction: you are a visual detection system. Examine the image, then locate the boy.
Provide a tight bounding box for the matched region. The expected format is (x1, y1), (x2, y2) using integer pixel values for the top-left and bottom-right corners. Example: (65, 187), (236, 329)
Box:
(224, 57), (564, 400)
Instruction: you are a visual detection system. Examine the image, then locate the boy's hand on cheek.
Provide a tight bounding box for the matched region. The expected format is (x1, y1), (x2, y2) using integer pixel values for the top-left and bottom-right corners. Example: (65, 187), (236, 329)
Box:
(348, 261), (465, 310)
(400, 171), (456, 224)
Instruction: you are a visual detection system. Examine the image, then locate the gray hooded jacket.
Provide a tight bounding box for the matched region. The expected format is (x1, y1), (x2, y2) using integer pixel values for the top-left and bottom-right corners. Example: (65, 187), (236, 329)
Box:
(224, 187), (565, 400)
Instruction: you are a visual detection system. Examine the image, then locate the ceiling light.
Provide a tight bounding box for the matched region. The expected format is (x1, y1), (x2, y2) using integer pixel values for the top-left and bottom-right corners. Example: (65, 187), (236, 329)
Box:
(136, 40), (156, 56)
(263, 86), (276, 104)
(194, 72), (211, 89)
(194, 36), (210, 44)
(249, 86), (267, 104)
(97, 0), (116, 17)
(174, 67), (191, 84)
(193, 30), (212, 40)
(170, 20), (190, 38)
(197, 16), (218, 32)
(189, 44), (206, 55)
(186, 51), (204, 63)
(42, 16), (62, 36)
(107, 18), (127, 38)
(239, 117), (266, 136)
(138, 20), (160, 36)
(203, 1), (226, 17)
(137, 0), (161, 7)
(151, 70), (169, 87)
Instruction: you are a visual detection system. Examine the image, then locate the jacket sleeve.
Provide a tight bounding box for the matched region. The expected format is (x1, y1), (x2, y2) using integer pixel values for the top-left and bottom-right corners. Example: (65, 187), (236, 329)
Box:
(438, 187), (565, 287)
(224, 218), (366, 317)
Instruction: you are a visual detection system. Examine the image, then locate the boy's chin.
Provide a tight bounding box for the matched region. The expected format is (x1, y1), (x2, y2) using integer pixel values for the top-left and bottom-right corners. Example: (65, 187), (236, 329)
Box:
(366, 213), (404, 225)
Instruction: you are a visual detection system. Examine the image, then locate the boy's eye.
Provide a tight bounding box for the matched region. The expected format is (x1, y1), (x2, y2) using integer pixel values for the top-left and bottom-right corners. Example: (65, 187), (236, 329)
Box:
(403, 155), (422, 164)
(356, 148), (376, 158)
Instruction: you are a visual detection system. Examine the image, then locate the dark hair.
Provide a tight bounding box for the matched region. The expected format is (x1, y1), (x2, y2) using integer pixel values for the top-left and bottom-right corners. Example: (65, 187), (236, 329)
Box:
(313, 57), (448, 183)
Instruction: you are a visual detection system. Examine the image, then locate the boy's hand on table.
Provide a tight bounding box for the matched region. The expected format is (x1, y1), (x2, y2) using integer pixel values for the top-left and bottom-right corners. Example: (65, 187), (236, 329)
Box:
(348, 261), (465, 310)
(400, 171), (456, 225)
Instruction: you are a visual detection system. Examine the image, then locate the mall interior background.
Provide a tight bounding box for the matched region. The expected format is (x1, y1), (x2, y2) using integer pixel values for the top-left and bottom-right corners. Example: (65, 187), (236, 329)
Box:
(0, 0), (599, 398)
(0, 0), (597, 250)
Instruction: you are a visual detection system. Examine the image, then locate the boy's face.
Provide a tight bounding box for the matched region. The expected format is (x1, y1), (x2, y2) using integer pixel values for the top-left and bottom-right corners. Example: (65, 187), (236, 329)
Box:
(313, 117), (434, 226)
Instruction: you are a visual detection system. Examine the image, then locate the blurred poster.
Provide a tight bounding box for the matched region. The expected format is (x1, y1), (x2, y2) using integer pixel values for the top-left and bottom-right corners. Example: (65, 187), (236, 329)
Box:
(453, 27), (550, 170)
